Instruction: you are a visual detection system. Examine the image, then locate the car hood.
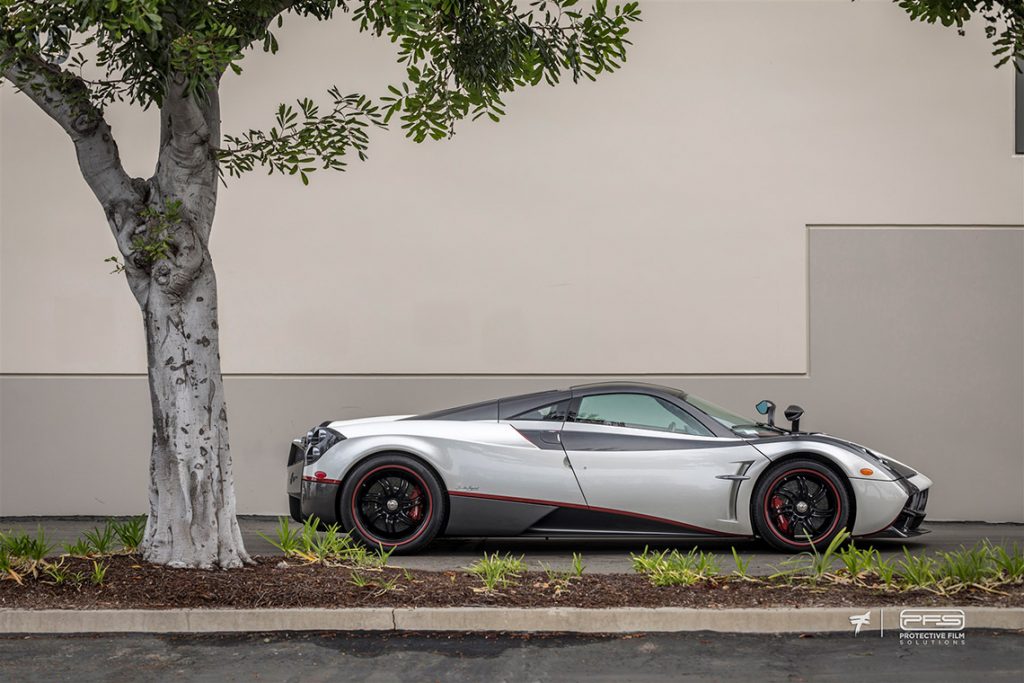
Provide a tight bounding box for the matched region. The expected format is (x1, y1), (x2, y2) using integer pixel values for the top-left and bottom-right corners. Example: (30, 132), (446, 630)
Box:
(326, 415), (413, 431)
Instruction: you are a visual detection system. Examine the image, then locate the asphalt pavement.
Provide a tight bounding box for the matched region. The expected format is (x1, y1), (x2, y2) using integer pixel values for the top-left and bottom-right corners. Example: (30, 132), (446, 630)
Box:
(0, 630), (1021, 682)
(1, 517), (1020, 575)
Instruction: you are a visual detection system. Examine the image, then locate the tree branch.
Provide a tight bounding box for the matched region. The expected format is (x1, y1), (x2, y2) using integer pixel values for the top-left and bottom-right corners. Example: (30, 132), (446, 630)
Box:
(155, 76), (220, 238)
(1, 49), (137, 211)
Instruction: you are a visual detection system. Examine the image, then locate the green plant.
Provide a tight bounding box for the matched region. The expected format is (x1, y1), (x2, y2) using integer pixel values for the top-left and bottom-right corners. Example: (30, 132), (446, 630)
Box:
(991, 543), (1024, 582)
(83, 523), (118, 556)
(872, 555), (898, 589)
(261, 517), (393, 569)
(111, 516), (147, 553)
(129, 200), (182, 268)
(933, 543), (1002, 590)
(730, 547), (752, 580)
(350, 571), (371, 588)
(836, 543), (877, 583)
(259, 517), (304, 556)
(897, 548), (938, 591)
(772, 529), (850, 583)
(43, 559), (71, 586)
(0, 549), (22, 585)
(467, 552), (526, 591)
(90, 560), (109, 586)
(63, 538), (94, 559)
(572, 552), (586, 578)
(631, 547), (720, 587)
(1, 527), (56, 578)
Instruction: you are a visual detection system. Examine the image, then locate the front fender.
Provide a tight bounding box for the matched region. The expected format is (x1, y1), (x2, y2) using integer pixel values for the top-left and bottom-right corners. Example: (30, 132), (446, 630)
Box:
(750, 436), (897, 483)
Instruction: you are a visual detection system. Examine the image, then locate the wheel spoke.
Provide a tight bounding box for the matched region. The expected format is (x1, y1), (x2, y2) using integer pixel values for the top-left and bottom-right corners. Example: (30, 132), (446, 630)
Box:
(355, 469), (430, 542)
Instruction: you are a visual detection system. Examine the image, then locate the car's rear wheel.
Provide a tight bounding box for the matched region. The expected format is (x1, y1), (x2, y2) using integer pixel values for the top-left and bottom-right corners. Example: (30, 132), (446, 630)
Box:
(752, 459), (850, 552)
(339, 454), (446, 554)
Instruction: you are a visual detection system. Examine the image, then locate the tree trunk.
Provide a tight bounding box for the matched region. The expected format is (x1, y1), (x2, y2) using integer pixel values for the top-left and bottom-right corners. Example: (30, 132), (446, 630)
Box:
(3, 55), (251, 568)
(140, 244), (250, 568)
(132, 81), (250, 568)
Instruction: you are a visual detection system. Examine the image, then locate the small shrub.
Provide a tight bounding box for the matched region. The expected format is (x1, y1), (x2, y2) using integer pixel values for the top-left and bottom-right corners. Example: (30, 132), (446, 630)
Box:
(631, 547), (720, 587)
(83, 523), (118, 556)
(349, 570), (401, 596)
(572, 552), (586, 578)
(111, 516), (147, 553)
(872, 554), (898, 589)
(0, 549), (23, 585)
(260, 517), (392, 569)
(467, 552), (526, 591)
(771, 529), (850, 583)
(730, 547), (752, 580)
(991, 543), (1024, 582)
(90, 560), (109, 586)
(63, 538), (93, 558)
(836, 543), (877, 582)
(897, 548), (938, 591)
(259, 517), (303, 555)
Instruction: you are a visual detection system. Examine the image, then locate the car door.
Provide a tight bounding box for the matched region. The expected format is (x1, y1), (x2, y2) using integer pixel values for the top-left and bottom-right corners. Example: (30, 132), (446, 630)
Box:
(561, 391), (766, 535)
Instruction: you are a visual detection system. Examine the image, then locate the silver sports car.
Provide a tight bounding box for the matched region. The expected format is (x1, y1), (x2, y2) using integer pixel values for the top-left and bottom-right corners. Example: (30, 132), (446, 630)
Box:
(286, 382), (932, 553)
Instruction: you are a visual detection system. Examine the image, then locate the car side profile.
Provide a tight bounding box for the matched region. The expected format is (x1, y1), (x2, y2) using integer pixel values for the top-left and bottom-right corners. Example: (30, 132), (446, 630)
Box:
(286, 382), (931, 553)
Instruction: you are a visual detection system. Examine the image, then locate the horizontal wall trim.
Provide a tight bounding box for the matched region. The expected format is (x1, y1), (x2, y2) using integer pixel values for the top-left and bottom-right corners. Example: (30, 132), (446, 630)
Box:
(0, 372), (811, 379)
(807, 224), (1024, 230)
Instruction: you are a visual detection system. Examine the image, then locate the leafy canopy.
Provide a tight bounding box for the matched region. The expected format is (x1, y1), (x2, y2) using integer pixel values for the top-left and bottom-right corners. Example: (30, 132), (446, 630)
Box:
(893, 1), (1024, 67)
(1, 0), (641, 183)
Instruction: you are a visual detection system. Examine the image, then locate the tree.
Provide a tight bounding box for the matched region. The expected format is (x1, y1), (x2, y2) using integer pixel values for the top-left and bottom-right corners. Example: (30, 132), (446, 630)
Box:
(0, 0), (641, 569)
(892, 1), (1024, 66)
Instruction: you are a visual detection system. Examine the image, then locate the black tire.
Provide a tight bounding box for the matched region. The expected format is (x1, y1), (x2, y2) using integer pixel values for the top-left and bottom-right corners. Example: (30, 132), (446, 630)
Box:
(339, 453), (446, 554)
(752, 459), (851, 552)
(288, 495), (304, 523)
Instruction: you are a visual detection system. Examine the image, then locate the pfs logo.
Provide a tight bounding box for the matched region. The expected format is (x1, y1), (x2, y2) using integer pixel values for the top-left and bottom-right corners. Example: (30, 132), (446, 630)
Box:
(899, 609), (965, 631)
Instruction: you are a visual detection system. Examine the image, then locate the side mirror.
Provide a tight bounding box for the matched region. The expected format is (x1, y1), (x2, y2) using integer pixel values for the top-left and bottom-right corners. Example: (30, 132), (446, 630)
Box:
(784, 404), (804, 433)
(755, 399), (776, 427)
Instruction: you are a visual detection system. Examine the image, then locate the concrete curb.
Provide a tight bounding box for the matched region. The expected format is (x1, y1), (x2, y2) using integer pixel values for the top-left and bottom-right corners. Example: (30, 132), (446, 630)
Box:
(0, 607), (1021, 634)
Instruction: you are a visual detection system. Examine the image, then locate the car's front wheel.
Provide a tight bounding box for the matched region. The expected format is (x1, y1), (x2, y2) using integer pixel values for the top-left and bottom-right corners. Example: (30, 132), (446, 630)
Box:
(339, 453), (446, 554)
(752, 459), (850, 552)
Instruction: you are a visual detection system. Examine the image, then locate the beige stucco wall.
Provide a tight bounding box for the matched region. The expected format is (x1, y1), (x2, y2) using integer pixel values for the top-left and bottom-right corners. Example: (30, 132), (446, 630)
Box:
(1, 2), (1022, 519)
(2, 0), (1021, 375)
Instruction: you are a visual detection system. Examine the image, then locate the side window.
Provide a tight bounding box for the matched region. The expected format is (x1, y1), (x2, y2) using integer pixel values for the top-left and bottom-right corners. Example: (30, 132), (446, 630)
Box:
(572, 393), (712, 436)
(511, 400), (569, 422)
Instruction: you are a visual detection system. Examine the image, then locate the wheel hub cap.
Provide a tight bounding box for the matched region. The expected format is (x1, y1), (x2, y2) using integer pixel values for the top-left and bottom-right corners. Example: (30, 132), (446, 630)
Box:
(795, 501), (809, 514)
(385, 498), (399, 512)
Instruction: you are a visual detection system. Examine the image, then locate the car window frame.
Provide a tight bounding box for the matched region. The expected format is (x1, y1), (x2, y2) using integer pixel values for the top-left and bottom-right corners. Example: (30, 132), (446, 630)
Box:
(566, 391), (716, 437)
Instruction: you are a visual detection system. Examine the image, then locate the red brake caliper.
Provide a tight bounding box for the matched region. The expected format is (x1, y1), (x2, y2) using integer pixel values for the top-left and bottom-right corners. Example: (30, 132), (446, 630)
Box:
(771, 495), (790, 533)
(407, 486), (422, 521)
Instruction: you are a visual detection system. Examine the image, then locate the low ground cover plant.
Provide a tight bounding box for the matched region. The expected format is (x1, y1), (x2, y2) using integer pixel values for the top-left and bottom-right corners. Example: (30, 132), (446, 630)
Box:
(259, 516), (394, 569)
(629, 530), (1023, 596)
(1, 519), (1021, 603)
(468, 552), (527, 592)
(0, 517), (146, 587)
(631, 547), (720, 587)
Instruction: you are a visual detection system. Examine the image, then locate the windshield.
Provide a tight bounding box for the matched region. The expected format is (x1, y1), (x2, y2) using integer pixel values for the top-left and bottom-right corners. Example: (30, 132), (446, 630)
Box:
(679, 393), (756, 431)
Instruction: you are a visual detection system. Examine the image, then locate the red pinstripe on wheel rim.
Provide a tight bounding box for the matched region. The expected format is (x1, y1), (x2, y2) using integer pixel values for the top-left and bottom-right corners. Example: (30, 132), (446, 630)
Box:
(350, 464), (433, 547)
(762, 468), (842, 547)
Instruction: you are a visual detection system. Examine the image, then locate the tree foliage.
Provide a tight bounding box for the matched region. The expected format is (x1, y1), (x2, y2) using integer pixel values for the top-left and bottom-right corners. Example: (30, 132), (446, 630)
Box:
(1, 0), (641, 181)
(893, 0), (1024, 67)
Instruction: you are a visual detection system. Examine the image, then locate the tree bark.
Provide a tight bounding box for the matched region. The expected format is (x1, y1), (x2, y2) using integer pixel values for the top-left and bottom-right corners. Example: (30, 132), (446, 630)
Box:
(140, 240), (249, 568)
(135, 80), (251, 569)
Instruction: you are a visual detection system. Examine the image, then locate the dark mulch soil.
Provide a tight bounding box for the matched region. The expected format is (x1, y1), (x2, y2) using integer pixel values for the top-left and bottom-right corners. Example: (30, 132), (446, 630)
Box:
(1, 556), (1021, 610)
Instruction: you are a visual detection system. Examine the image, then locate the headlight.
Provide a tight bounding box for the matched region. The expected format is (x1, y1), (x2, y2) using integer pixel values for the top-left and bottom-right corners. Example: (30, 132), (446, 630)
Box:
(304, 425), (345, 464)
